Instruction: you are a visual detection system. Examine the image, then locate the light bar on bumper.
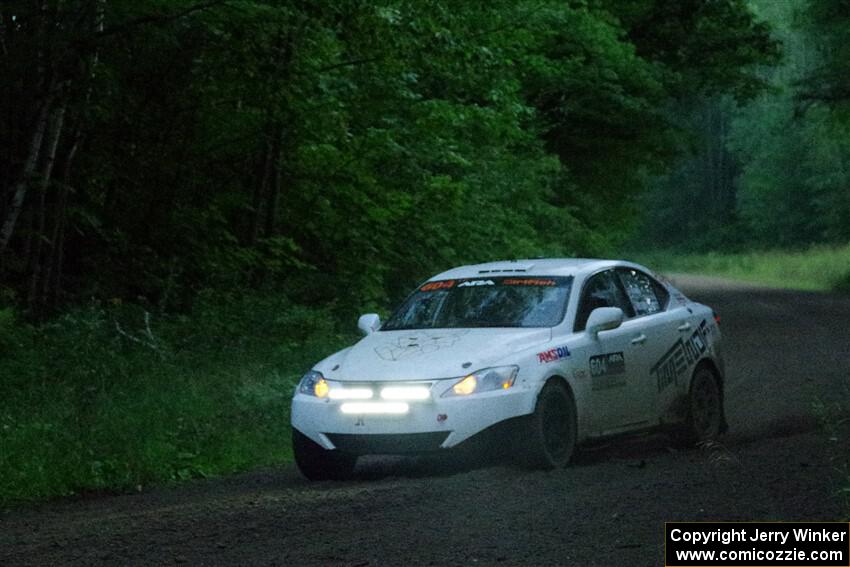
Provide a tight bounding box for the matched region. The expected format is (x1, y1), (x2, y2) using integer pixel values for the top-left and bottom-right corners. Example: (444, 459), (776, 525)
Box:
(328, 387), (373, 400)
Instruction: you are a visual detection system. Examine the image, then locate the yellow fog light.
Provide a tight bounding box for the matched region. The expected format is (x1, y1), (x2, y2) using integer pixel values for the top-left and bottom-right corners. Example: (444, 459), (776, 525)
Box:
(314, 378), (330, 398)
(452, 374), (477, 396)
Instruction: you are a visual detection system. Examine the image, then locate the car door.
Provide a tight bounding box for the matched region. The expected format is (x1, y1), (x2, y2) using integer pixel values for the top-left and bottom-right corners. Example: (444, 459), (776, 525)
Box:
(573, 269), (651, 433)
(615, 268), (688, 424)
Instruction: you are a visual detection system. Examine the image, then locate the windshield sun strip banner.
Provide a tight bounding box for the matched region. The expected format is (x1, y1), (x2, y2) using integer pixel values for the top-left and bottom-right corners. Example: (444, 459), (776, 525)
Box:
(419, 277), (561, 292)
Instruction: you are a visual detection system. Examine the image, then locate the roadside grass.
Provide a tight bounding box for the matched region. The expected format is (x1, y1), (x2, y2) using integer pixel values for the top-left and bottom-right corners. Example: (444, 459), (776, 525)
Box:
(633, 244), (850, 292)
(0, 295), (353, 505)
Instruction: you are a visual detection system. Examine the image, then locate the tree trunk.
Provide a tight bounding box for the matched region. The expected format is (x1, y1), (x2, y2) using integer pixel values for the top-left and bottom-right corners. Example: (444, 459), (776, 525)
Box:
(43, 129), (79, 308)
(27, 100), (66, 311)
(0, 93), (54, 254)
(0, 5), (8, 57)
(248, 127), (274, 245)
(264, 122), (285, 238)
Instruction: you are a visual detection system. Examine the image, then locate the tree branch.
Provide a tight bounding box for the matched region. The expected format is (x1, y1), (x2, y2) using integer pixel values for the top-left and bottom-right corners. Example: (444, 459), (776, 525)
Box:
(315, 56), (383, 74)
(94, 0), (229, 40)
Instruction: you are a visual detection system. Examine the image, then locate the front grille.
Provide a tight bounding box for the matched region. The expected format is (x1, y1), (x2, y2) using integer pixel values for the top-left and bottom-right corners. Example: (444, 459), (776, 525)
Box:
(326, 432), (450, 454)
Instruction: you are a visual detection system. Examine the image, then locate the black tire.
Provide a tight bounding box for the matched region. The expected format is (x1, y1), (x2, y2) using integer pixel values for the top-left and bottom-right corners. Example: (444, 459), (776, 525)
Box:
(292, 429), (357, 481)
(520, 380), (577, 469)
(674, 366), (723, 446)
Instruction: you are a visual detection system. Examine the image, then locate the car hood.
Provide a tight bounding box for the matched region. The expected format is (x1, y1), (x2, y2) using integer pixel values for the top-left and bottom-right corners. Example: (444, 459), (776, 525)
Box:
(319, 327), (552, 381)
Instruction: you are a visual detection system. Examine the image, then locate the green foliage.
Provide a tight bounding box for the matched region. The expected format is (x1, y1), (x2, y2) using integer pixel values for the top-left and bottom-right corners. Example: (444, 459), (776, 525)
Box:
(631, 0), (850, 253)
(0, 0), (779, 313)
(727, 1), (850, 248)
(731, 104), (850, 246)
(596, 0), (782, 243)
(633, 95), (742, 252)
(0, 297), (352, 504)
(800, 0), (850, 112)
(605, 0), (781, 99)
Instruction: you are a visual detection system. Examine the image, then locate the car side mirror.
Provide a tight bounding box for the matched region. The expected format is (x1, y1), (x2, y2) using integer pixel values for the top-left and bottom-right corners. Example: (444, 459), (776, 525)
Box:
(586, 307), (623, 337)
(358, 313), (381, 336)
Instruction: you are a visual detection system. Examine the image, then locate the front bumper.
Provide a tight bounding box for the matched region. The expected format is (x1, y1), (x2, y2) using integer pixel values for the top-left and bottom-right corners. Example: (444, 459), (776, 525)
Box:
(291, 384), (535, 453)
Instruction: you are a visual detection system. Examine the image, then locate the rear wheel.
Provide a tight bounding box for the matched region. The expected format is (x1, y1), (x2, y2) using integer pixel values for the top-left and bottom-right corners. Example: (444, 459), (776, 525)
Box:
(521, 380), (577, 469)
(674, 366), (723, 445)
(292, 430), (357, 481)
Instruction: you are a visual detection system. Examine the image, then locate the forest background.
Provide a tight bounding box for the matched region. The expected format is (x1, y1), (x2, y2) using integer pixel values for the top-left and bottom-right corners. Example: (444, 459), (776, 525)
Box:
(1, 0), (847, 502)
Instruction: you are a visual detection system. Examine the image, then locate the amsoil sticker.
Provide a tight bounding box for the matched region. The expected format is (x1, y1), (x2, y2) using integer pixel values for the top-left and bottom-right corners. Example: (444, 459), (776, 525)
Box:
(652, 319), (710, 392)
(537, 345), (571, 363)
(590, 352), (626, 390)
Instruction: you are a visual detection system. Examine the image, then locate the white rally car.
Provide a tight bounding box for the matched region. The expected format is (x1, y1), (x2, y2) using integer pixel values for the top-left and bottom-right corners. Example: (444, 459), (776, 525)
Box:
(291, 259), (726, 480)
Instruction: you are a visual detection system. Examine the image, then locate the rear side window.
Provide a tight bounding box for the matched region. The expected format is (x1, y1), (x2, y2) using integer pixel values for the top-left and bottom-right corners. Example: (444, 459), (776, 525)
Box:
(574, 270), (635, 332)
(617, 269), (668, 316)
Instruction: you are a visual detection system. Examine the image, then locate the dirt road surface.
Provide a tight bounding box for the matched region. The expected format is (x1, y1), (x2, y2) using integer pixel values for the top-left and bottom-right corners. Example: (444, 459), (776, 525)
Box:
(2, 275), (849, 566)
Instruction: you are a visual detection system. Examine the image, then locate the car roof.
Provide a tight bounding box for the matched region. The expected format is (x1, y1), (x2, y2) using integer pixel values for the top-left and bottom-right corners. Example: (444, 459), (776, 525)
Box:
(429, 258), (638, 281)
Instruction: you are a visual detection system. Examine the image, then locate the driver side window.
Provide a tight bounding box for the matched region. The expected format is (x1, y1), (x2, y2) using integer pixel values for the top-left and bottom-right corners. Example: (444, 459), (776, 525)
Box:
(574, 270), (635, 332)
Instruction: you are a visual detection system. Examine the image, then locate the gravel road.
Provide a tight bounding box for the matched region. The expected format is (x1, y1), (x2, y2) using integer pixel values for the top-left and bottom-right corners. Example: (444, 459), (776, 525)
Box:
(2, 275), (849, 566)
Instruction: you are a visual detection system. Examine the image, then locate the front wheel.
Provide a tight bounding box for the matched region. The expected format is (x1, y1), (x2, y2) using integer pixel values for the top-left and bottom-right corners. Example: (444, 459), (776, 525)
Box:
(675, 366), (723, 445)
(292, 430), (357, 481)
(520, 381), (577, 469)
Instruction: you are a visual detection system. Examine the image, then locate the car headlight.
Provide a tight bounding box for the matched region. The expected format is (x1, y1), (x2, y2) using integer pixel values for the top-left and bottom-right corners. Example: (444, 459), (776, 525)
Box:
(298, 370), (330, 398)
(297, 372), (376, 400)
(442, 366), (518, 397)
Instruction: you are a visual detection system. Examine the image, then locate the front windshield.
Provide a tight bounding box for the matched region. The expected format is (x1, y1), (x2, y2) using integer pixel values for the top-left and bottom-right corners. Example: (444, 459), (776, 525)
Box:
(382, 276), (573, 330)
